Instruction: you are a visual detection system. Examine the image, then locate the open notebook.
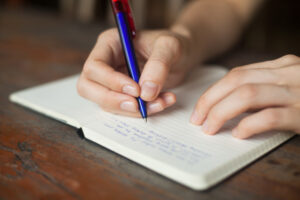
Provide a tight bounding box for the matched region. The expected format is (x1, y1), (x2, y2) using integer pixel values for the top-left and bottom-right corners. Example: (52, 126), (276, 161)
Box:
(9, 66), (294, 190)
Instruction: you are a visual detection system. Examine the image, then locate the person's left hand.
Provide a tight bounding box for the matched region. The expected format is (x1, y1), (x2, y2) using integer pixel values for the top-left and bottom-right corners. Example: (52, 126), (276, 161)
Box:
(190, 55), (300, 139)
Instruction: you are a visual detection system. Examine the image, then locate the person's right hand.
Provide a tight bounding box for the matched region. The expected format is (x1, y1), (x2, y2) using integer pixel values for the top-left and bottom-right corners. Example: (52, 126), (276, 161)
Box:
(77, 28), (194, 117)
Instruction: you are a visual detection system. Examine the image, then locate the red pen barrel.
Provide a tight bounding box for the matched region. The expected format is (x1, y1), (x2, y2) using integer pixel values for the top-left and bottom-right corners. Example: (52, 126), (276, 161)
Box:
(111, 0), (136, 37)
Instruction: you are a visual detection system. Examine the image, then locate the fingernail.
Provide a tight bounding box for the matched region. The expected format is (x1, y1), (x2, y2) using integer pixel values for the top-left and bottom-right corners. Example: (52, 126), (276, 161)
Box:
(141, 81), (159, 100)
(190, 111), (203, 125)
(163, 94), (175, 106)
(120, 101), (137, 113)
(123, 85), (138, 97)
(148, 102), (163, 113)
(202, 120), (211, 134)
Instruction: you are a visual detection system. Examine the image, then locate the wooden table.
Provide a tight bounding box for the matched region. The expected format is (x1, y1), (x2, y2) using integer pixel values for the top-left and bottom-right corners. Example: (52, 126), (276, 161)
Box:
(0, 8), (299, 200)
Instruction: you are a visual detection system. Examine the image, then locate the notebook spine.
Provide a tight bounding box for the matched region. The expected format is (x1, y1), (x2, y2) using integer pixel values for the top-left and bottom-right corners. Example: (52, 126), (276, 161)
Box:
(77, 128), (86, 139)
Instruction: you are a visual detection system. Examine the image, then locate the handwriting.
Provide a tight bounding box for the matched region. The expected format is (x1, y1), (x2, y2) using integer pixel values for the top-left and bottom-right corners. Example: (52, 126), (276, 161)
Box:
(104, 118), (211, 166)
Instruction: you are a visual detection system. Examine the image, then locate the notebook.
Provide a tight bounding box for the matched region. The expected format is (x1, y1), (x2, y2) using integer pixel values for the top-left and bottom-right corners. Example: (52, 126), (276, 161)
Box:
(9, 66), (294, 190)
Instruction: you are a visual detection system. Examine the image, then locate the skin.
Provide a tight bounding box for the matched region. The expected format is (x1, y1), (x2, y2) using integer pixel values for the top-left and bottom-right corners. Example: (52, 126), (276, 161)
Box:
(190, 55), (300, 139)
(77, 0), (300, 139)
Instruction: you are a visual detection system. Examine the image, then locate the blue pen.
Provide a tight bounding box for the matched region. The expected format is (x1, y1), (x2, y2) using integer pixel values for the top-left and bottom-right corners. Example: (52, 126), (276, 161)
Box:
(110, 0), (148, 121)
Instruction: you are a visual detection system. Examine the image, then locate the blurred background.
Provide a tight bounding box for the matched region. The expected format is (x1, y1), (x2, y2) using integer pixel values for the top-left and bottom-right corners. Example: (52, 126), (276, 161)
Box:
(0, 0), (299, 65)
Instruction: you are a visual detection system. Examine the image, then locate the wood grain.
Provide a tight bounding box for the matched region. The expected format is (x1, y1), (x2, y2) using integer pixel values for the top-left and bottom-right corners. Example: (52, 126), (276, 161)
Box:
(0, 8), (299, 200)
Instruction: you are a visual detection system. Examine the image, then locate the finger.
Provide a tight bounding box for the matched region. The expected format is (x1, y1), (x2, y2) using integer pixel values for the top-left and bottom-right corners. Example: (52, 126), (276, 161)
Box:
(83, 60), (140, 97)
(84, 29), (141, 97)
(232, 107), (300, 139)
(139, 35), (182, 101)
(201, 84), (300, 135)
(147, 92), (176, 114)
(191, 56), (300, 125)
(77, 76), (139, 114)
(273, 64), (300, 86)
(77, 76), (176, 117)
(236, 54), (300, 70)
(114, 92), (176, 117)
(190, 67), (280, 125)
(90, 29), (124, 66)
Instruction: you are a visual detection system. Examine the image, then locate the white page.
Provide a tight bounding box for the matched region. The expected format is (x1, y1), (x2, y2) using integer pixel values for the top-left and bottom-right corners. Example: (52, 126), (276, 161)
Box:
(79, 66), (293, 189)
(10, 75), (96, 128)
(10, 66), (294, 190)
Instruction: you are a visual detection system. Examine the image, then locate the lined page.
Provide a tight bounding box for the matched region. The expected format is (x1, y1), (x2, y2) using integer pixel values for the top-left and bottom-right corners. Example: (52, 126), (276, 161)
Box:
(10, 66), (294, 189)
(80, 66), (294, 188)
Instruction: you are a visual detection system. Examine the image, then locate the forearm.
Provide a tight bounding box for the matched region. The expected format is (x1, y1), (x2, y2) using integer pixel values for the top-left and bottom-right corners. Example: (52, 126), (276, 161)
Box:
(171, 0), (263, 65)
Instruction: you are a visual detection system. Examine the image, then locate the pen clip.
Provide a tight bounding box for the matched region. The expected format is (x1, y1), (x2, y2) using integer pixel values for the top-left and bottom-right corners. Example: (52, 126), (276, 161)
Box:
(122, 0), (136, 38)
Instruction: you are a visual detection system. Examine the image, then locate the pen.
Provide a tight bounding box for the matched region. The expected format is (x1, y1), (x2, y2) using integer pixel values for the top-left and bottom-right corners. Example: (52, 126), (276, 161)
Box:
(110, 0), (148, 121)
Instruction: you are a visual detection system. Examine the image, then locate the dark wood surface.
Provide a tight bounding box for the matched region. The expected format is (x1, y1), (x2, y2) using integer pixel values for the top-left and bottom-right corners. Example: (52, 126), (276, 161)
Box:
(0, 8), (299, 200)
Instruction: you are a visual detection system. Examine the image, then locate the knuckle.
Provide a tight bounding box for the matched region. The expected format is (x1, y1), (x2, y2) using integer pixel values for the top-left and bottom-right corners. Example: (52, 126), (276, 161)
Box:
(97, 28), (116, 41)
(157, 35), (179, 46)
(112, 74), (126, 91)
(237, 84), (259, 100)
(198, 95), (209, 108)
(102, 66), (115, 78)
(280, 54), (300, 63)
(231, 66), (243, 72)
(82, 63), (93, 77)
(99, 90), (113, 107)
(97, 32), (106, 42)
(157, 97), (167, 108)
(157, 35), (182, 56)
(209, 109), (223, 123)
(102, 90), (125, 110)
(263, 109), (281, 128)
(226, 69), (246, 85)
(159, 62), (169, 71)
(97, 29), (119, 47)
(149, 58), (169, 70)
(237, 121), (252, 135)
(98, 90), (118, 109)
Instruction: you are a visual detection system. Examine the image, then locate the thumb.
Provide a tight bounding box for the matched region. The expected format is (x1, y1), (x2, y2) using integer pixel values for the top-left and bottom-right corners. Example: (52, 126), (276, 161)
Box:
(139, 35), (182, 101)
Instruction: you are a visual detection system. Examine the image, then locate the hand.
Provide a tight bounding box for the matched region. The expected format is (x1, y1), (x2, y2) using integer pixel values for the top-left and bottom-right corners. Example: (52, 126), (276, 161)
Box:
(190, 55), (300, 139)
(77, 28), (193, 117)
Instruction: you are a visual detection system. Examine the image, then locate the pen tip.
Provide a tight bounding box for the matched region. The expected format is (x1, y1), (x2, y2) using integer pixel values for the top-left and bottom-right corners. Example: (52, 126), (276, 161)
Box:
(144, 118), (147, 123)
